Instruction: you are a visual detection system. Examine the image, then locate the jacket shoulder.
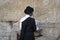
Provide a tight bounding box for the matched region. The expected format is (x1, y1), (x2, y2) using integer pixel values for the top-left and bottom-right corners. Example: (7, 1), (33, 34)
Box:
(27, 17), (35, 21)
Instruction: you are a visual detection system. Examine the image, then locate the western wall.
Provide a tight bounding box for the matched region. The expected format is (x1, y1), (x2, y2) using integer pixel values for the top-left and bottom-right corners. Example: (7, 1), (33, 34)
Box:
(0, 0), (60, 40)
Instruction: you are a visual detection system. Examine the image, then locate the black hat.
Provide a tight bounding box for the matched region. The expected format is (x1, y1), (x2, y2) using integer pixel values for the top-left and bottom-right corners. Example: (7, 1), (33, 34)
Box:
(24, 6), (34, 14)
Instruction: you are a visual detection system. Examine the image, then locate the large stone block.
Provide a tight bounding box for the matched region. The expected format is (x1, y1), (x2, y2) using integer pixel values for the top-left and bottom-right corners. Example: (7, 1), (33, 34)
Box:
(42, 27), (60, 38)
(0, 0), (34, 21)
(13, 22), (19, 31)
(10, 31), (17, 40)
(34, 0), (60, 23)
(0, 0), (60, 23)
(0, 22), (11, 33)
(55, 23), (60, 28)
(40, 23), (55, 28)
(0, 22), (12, 40)
(36, 36), (56, 40)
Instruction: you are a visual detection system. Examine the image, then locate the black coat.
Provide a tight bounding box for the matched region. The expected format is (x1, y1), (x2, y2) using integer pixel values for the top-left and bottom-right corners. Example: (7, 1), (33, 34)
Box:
(20, 17), (36, 40)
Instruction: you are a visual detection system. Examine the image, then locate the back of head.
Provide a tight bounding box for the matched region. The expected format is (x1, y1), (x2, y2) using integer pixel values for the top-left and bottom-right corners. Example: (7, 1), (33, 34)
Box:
(24, 6), (34, 15)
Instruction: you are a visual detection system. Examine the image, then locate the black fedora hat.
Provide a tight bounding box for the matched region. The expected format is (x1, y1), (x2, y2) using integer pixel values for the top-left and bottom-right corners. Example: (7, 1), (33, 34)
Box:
(24, 6), (34, 14)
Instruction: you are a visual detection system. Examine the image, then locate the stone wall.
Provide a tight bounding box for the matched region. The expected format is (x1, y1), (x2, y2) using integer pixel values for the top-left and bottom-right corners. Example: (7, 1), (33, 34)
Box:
(0, 0), (60, 22)
(0, 0), (60, 40)
(0, 22), (17, 40)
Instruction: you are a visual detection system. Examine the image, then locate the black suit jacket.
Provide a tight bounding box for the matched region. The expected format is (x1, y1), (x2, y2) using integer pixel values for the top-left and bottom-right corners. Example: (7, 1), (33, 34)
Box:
(20, 17), (36, 40)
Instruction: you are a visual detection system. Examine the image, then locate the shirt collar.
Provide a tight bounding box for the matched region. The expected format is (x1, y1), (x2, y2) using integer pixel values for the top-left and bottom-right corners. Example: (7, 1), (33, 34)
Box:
(20, 15), (30, 22)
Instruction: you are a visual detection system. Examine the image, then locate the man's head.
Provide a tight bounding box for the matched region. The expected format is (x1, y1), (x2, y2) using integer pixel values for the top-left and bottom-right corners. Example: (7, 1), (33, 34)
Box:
(24, 6), (34, 16)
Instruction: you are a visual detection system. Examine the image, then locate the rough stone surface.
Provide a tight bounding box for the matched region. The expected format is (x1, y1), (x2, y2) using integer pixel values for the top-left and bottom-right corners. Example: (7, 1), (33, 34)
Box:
(0, 0), (60, 22)
(0, 22), (11, 40)
(0, 0), (60, 40)
(0, 22), (17, 40)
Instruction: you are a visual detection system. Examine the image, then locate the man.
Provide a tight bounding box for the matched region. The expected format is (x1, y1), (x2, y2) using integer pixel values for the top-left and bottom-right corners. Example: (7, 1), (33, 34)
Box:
(19, 6), (36, 40)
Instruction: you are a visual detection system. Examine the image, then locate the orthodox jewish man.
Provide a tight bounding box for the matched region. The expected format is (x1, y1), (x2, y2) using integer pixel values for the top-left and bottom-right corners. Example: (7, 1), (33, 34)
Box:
(19, 6), (36, 40)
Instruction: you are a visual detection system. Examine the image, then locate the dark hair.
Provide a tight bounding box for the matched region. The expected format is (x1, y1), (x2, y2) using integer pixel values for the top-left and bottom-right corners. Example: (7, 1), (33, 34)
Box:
(24, 6), (34, 14)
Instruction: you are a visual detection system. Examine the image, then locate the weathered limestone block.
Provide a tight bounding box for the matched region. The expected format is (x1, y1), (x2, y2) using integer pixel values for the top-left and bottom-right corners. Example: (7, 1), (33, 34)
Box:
(0, 0), (34, 21)
(10, 31), (17, 40)
(0, 0), (60, 22)
(0, 22), (11, 40)
(40, 23), (54, 28)
(36, 36), (56, 40)
(0, 22), (18, 40)
(54, 23), (60, 28)
(42, 28), (60, 38)
(13, 22), (19, 31)
(33, 0), (60, 23)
